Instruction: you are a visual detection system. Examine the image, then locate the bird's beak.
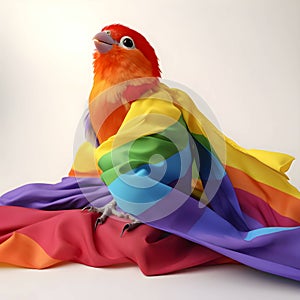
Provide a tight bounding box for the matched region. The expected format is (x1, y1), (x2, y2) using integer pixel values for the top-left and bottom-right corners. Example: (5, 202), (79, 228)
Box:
(93, 32), (117, 54)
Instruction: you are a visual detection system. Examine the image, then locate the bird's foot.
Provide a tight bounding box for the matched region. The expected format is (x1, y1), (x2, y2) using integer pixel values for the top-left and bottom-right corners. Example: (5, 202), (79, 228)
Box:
(82, 200), (142, 233)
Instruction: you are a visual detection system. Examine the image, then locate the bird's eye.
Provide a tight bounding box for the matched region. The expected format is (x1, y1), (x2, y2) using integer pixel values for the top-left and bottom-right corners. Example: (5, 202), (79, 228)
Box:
(103, 30), (111, 36)
(119, 36), (135, 49)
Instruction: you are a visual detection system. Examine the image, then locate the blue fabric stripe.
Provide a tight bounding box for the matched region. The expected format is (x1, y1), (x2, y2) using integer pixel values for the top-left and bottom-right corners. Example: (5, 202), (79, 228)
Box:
(244, 226), (300, 241)
(110, 175), (172, 215)
(109, 143), (193, 215)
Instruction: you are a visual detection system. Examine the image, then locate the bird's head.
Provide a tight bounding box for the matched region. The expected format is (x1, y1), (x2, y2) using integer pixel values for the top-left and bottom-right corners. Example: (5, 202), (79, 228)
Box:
(90, 24), (161, 101)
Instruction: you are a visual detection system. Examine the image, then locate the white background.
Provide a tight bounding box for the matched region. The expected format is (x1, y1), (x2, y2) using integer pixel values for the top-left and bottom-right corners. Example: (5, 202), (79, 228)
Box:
(0, 0), (300, 299)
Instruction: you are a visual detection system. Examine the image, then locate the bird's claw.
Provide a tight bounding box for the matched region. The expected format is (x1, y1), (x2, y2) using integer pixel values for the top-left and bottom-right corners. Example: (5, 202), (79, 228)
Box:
(82, 200), (142, 234)
(121, 221), (142, 237)
(94, 216), (106, 230)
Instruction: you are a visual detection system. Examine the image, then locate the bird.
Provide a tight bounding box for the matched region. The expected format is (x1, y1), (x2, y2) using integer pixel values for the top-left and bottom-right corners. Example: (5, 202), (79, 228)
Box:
(82, 24), (162, 231)
(74, 24), (300, 281)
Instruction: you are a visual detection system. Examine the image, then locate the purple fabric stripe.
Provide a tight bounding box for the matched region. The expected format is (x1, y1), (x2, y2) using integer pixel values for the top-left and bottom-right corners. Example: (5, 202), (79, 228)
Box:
(199, 233), (300, 281)
(241, 228), (300, 268)
(208, 175), (248, 231)
(138, 189), (204, 231)
(2, 176), (300, 281)
(0, 177), (113, 210)
(143, 194), (300, 281)
(242, 213), (264, 230)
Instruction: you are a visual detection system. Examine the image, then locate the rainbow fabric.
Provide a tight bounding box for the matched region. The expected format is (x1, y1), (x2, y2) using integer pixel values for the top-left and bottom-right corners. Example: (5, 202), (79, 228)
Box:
(1, 81), (300, 280)
(0, 178), (233, 273)
(89, 82), (300, 281)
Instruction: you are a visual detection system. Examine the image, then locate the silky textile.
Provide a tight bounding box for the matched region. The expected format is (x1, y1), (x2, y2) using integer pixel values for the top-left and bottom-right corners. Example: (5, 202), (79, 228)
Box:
(1, 81), (299, 280)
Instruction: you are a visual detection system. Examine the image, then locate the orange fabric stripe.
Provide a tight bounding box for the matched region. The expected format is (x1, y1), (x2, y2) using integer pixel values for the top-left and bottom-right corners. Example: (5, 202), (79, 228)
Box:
(226, 166), (300, 223)
(0, 232), (61, 269)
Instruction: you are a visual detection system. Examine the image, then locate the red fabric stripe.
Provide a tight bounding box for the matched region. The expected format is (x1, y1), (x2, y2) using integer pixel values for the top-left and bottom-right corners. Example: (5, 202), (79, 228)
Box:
(0, 206), (234, 275)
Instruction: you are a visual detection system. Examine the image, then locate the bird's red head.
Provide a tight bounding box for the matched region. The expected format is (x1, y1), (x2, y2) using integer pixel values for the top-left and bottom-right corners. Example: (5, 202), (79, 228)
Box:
(90, 24), (161, 101)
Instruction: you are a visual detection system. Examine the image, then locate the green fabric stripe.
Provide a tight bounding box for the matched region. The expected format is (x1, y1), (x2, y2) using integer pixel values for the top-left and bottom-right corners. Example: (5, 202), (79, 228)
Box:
(99, 115), (189, 185)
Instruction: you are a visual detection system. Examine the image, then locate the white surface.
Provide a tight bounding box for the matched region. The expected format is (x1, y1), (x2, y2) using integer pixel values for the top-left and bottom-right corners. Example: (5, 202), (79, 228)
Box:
(0, 0), (300, 299)
(1, 263), (300, 300)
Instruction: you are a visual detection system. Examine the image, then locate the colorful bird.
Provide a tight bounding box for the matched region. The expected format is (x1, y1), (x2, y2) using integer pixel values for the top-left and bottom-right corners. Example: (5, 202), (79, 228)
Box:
(82, 24), (163, 229)
(74, 24), (300, 281)
(89, 24), (160, 101)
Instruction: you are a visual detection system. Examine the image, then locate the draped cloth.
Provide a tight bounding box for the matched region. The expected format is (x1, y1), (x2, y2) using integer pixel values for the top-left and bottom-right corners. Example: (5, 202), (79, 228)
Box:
(0, 177), (233, 274)
(1, 80), (300, 280)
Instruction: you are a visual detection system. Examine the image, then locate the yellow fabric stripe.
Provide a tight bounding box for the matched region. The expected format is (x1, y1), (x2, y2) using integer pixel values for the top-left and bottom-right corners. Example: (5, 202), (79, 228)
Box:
(225, 140), (299, 199)
(95, 96), (181, 160)
(181, 104), (299, 198)
(91, 82), (299, 199)
(72, 142), (99, 174)
(70, 142), (101, 177)
(169, 84), (299, 199)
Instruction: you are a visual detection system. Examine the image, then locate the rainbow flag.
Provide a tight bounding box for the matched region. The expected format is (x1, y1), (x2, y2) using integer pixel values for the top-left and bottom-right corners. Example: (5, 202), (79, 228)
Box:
(1, 81), (300, 280)
(89, 82), (300, 281)
(0, 177), (232, 274)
